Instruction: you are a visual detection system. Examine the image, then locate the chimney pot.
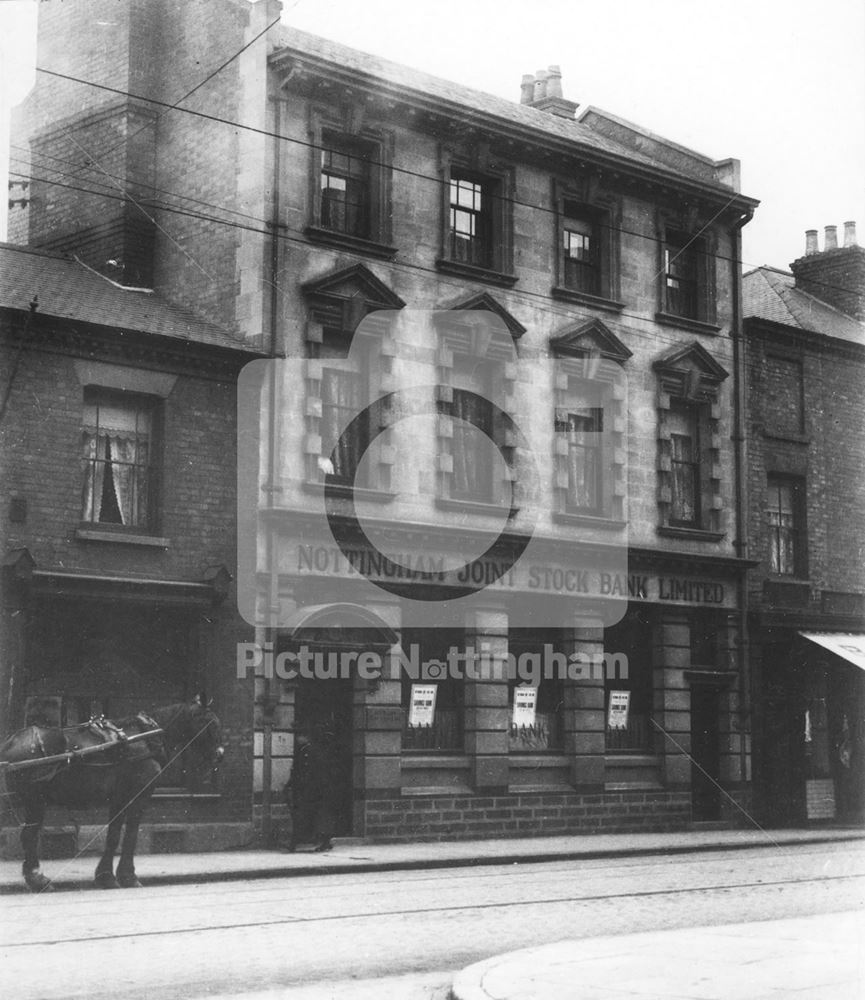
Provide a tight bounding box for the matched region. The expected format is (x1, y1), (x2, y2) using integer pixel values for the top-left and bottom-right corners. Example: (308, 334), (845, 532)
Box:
(546, 64), (563, 99)
(533, 69), (548, 101)
(805, 229), (819, 255)
(520, 74), (535, 105)
(824, 225), (838, 251)
(843, 220), (858, 248)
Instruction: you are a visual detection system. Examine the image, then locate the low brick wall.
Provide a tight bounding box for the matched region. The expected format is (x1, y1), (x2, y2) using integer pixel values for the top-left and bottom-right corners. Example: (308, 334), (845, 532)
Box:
(362, 790), (693, 842)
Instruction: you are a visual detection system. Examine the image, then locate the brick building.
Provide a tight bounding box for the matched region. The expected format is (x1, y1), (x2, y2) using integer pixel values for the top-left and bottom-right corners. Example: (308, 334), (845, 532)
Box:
(5, 0), (762, 844)
(744, 223), (865, 826)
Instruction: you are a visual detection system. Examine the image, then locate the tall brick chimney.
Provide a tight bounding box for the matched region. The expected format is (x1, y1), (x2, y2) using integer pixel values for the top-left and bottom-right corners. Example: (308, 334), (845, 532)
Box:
(519, 65), (579, 119)
(790, 222), (865, 321)
(9, 0), (161, 287)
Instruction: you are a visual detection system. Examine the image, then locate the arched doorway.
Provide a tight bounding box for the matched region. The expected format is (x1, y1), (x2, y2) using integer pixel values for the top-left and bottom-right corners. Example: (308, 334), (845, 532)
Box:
(279, 604), (397, 837)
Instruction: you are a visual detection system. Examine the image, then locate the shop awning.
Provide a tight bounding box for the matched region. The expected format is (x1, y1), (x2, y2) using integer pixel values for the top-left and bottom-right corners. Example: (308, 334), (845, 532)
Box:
(799, 632), (865, 671)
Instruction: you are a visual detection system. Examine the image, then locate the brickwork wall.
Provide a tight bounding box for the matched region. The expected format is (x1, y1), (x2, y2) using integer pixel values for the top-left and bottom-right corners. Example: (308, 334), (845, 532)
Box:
(362, 790), (693, 842)
(0, 320), (254, 824)
(745, 325), (865, 602)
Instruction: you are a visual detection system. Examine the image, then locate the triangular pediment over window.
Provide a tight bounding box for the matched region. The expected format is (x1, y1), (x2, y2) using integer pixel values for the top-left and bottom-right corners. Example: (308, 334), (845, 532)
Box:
(550, 318), (632, 364)
(302, 263), (405, 332)
(652, 340), (729, 399)
(436, 291), (527, 340)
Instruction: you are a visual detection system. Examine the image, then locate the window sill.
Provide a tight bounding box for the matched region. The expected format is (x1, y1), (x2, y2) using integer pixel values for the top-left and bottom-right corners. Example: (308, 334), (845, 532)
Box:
(762, 430), (810, 445)
(436, 496), (516, 517)
(657, 526), (725, 543)
(400, 754), (470, 766)
(551, 286), (624, 313)
(76, 527), (170, 548)
(553, 512), (626, 531)
(509, 754), (569, 765)
(304, 226), (398, 260)
(152, 790), (221, 800)
(655, 311), (721, 336)
(302, 480), (396, 504)
(435, 258), (518, 288)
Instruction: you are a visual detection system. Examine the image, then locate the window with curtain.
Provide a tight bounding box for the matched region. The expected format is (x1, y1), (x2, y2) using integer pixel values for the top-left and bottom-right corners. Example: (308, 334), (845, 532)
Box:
(81, 391), (155, 529)
(668, 399), (701, 526)
(767, 475), (805, 575)
(562, 203), (599, 295)
(319, 329), (372, 487)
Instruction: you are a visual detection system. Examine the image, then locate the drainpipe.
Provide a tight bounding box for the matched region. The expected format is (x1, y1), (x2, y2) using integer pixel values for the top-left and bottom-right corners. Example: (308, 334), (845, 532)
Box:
(730, 209), (753, 806)
(258, 91), (285, 847)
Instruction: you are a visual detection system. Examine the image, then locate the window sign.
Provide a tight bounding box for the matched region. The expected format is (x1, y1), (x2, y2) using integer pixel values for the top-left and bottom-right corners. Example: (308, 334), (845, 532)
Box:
(607, 690), (631, 730)
(408, 685), (437, 728)
(512, 686), (538, 728)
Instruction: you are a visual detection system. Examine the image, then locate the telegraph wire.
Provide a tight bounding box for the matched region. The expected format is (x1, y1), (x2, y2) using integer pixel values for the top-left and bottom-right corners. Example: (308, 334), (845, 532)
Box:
(19, 68), (865, 302)
(10, 165), (862, 354)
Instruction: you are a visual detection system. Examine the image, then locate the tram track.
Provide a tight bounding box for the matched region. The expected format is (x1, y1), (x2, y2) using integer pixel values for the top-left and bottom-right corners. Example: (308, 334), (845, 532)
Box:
(3, 870), (863, 948)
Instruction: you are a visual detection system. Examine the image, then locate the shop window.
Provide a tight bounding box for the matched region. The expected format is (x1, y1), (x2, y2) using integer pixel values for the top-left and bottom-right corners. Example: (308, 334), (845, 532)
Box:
(401, 629), (464, 751)
(507, 630), (565, 752)
(604, 611), (654, 752)
(81, 388), (158, 531)
(767, 475), (806, 576)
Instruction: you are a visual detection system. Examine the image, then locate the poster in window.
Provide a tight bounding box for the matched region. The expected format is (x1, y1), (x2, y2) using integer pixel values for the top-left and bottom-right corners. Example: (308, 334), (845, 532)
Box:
(512, 686), (538, 728)
(607, 690), (631, 730)
(408, 684), (437, 727)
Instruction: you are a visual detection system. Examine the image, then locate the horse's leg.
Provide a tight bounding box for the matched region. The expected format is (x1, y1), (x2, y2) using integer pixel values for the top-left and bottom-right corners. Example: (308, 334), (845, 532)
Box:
(94, 806), (124, 889)
(116, 803), (145, 888)
(21, 794), (53, 893)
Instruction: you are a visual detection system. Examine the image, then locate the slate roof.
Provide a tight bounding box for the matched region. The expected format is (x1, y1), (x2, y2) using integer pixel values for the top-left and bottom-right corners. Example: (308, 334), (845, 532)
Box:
(743, 266), (865, 346)
(270, 27), (744, 196)
(0, 243), (248, 351)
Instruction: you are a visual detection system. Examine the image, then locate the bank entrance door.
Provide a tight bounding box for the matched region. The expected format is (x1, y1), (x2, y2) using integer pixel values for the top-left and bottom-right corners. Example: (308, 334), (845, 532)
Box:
(293, 670), (354, 837)
(690, 685), (721, 820)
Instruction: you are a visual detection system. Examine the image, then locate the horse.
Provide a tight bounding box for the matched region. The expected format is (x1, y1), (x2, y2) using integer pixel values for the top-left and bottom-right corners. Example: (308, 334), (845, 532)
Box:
(0, 694), (223, 892)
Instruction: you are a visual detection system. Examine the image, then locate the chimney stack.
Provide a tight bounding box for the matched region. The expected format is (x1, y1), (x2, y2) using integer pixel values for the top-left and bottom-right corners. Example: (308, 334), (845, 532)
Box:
(519, 65), (579, 119)
(791, 221), (865, 321)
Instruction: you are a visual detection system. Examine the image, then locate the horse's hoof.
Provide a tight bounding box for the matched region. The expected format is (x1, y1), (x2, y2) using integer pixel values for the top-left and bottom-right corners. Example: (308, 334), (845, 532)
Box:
(117, 875), (142, 888)
(94, 872), (120, 889)
(24, 870), (54, 893)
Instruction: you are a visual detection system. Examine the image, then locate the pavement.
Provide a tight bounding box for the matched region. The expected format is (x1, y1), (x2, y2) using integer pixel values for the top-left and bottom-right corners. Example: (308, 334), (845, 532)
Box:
(2, 825), (863, 998)
(0, 824), (862, 893)
(450, 910), (865, 1000)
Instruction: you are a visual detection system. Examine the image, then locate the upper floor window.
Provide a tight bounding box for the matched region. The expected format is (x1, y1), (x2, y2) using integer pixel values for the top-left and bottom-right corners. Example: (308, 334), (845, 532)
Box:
(562, 203), (599, 296)
(319, 329), (373, 488)
(306, 119), (395, 257)
(767, 475), (806, 576)
(668, 399), (701, 526)
(658, 226), (717, 330)
(437, 158), (515, 285)
(449, 173), (495, 269)
(320, 134), (372, 239)
(81, 389), (157, 530)
(556, 380), (604, 515)
(449, 357), (495, 503)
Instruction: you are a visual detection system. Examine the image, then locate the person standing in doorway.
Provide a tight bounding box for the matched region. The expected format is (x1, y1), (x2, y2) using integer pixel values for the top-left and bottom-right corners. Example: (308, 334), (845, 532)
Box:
(284, 723), (336, 852)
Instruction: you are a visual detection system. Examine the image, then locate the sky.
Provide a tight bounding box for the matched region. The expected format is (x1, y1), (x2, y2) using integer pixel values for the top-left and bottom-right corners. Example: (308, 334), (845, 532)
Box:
(1, 0), (863, 272)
